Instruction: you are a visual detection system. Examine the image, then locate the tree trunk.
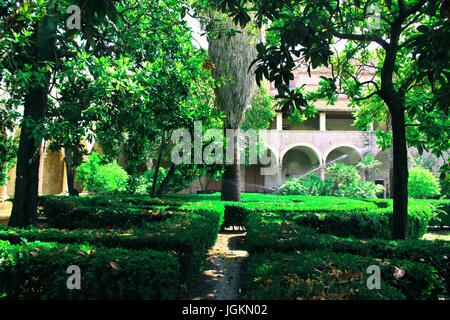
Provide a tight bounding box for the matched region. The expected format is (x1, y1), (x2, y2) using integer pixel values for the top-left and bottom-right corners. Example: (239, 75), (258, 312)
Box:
(8, 101), (42, 227)
(64, 146), (79, 196)
(390, 106), (409, 240)
(330, 180), (339, 196)
(156, 163), (176, 198)
(386, 110), (394, 198)
(9, 10), (57, 228)
(221, 133), (241, 201)
(150, 138), (164, 198)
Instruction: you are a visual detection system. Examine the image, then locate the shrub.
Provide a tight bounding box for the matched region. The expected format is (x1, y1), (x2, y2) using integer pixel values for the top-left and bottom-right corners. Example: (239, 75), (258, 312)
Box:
(34, 197), (224, 284)
(76, 152), (129, 194)
(242, 199), (432, 240)
(336, 181), (385, 198)
(408, 166), (441, 198)
(426, 199), (450, 227)
(222, 202), (247, 229)
(245, 213), (449, 296)
(0, 240), (181, 300)
(278, 174), (334, 196)
(0, 212), (218, 285)
(244, 249), (442, 300)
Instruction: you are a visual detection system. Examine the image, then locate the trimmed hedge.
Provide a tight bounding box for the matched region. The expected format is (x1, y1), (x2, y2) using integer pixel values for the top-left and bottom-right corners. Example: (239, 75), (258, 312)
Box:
(39, 194), (182, 208)
(244, 249), (442, 300)
(2, 201), (224, 284)
(241, 200), (433, 239)
(0, 240), (180, 300)
(245, 211), (449, 297)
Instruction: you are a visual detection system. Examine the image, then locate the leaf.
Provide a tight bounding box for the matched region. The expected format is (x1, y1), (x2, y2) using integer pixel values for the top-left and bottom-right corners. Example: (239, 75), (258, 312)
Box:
(29, 252), (38, 257)
(110, 261), (120, 270)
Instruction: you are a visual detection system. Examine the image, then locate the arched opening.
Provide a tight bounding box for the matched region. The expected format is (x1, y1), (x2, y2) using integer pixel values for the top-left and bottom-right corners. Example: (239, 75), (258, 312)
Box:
(325, 146), (361, 168)
(281, 146), (320, 179)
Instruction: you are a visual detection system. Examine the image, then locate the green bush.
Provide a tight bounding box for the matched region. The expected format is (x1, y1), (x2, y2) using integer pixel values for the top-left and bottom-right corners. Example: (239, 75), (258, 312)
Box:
(408, 166), (441, 198)
(245, 213), (449, 296)
(278, 174), (334, 196)
(34, 197), (224, 283)
(244, 249), (442, 300)
(222, 202), (247, 229)
(76, 152), (129, 194)
(242, 198), (432, 239)
(426, 199), (450, 227)
(0, 240), (180, 300)
(336, 181), (385, 199)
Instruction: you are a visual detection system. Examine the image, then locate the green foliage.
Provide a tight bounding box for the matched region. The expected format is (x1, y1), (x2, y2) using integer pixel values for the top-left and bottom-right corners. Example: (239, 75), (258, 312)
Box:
(242, 198), (433, 239)
(76, 152), (129, 194)
(244, 249), (442, 300)
(244, 212), (447, 298)
(408, 166), (441, 199)
(0, 240), (180, 300)
(241, 85), (276, 130)
(335, 180), (385, 199)
(413, 155), (437, 172)
(277, 172), (384, 198)
(34, 195), (224, 283)
(278, 174), (334, 196)
(0, 111), (18, 186)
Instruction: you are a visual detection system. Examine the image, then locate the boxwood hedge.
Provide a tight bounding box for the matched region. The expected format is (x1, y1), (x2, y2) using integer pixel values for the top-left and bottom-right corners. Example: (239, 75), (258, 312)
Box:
(0, 240), (180, 300)
(244, 249), (442, 300)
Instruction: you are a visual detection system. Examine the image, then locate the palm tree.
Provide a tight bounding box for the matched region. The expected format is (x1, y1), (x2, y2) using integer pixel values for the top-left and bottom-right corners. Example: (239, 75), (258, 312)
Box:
(356, 156), (383, 182)
(207, 12), (262, 201)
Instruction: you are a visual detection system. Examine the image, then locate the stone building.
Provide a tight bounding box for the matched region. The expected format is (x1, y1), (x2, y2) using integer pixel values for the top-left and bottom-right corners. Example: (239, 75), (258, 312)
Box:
(184, 65), (446, 196)
(1, 65), (446, 204)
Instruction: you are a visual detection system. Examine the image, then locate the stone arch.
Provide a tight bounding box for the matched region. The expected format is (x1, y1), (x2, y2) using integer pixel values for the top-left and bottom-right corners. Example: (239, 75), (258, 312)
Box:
(281, 145), (321, 179)
(324, 144), (362, 168)
(280, 143), (322, 165)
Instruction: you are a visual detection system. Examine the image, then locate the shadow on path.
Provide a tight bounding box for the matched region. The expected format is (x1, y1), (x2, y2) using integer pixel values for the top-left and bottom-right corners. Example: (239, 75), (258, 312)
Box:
(183, 229), (248, 300)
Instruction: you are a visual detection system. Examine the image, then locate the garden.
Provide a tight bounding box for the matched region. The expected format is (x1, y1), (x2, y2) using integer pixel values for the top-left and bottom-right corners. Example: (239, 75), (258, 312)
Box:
(0, 0), (449, 304)
(0, 191), (449, 300)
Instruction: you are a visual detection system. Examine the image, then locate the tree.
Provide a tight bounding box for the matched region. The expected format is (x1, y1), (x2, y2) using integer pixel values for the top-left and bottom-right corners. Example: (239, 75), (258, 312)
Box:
(212, 0), (449, 239)
(0, 0), (118, 227)
(206, 11), (262, 201)
(356, 156), (383, 181)
(327, 162), (360, 196)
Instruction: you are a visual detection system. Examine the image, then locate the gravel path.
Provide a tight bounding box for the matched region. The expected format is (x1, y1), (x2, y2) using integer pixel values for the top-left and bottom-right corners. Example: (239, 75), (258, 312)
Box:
(183, 229), (248, 300)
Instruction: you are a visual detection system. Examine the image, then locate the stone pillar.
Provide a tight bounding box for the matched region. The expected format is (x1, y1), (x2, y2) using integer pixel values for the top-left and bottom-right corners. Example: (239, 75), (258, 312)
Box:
(319, 112), (326, 131)
(38, 142), (45, 195)
(319, 166), (326, 181)
(61, 148), (68, 195)
(276, 112), (283, 131)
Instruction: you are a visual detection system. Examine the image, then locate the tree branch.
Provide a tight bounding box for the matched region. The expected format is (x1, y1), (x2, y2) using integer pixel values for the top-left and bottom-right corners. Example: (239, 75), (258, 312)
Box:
(331, 29), (389, 49)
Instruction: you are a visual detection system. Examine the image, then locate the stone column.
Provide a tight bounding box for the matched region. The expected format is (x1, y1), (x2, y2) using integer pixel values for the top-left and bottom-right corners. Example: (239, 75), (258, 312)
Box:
(38, 142), (45, 195)
(276, 112), (283, 131)
(319, 112), (326, 131)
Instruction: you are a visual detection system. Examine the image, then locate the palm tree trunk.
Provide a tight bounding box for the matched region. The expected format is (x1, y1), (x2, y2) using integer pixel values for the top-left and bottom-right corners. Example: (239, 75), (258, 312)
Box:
(221, 136), (241, 201)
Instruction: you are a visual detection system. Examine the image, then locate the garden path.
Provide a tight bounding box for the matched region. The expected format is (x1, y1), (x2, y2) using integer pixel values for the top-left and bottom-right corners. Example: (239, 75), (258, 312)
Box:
(184, 229), (248, 300)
